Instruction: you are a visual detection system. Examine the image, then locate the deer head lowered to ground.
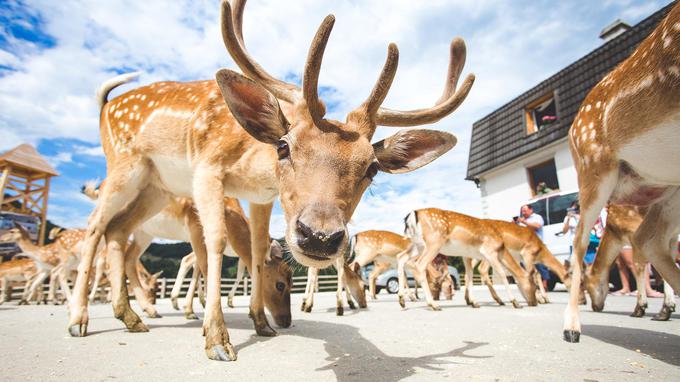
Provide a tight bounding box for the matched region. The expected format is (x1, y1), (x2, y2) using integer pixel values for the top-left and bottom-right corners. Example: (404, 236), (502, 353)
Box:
(68, 0), (474, 362)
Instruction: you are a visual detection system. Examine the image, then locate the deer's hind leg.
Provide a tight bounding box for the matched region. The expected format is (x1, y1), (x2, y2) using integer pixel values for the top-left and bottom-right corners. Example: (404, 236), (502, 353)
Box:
(104, 185), (169, 332)
(68, 157), (152, 337)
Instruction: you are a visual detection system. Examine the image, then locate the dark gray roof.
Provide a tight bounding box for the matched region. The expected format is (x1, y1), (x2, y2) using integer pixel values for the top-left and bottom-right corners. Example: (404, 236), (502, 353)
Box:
(466, 2), (674, 180)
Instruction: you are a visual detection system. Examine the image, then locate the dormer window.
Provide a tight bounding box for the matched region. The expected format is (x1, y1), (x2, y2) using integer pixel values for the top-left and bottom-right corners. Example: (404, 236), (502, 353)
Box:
(525, 93), (557, 134)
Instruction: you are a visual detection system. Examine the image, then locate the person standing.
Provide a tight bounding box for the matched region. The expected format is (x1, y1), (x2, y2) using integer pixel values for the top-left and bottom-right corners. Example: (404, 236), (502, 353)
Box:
(517, 204), (549, 289)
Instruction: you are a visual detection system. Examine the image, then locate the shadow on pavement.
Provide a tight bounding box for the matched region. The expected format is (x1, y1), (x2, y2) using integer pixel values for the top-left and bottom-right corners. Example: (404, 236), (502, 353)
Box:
(583, 324), (680, 366)
(282, 319), (491, 381)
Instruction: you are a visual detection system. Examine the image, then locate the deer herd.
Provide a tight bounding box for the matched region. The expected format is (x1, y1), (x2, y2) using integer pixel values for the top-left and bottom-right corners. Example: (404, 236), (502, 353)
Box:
(0, 0), (678, 364)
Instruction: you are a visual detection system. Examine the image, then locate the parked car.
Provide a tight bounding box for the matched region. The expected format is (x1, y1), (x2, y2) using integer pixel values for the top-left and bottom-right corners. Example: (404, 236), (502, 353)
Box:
(361, 264), (460, 295)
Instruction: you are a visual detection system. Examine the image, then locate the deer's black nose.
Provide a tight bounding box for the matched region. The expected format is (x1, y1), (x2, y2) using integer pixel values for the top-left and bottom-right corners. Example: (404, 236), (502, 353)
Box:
(296, 220), (345, 254)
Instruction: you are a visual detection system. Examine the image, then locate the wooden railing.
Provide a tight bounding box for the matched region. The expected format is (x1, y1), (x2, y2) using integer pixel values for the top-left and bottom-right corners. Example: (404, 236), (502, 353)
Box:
(5, 273), (487, 301)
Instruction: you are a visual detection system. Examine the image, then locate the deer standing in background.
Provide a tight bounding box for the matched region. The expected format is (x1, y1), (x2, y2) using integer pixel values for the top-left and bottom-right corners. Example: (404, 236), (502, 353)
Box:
(404, 208), (537, 310)
(564, 3), (680, 342)
(70, 0), (472, 361)
(585, 205), (675, 320)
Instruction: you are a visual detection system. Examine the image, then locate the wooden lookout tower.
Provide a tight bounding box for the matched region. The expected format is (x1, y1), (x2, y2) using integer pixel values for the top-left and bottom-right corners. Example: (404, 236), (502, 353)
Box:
(0, 144), (59, 245)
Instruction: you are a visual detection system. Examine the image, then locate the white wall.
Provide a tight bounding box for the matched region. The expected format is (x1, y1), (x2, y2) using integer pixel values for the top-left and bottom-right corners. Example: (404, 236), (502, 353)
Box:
(479, 140), (577, 220)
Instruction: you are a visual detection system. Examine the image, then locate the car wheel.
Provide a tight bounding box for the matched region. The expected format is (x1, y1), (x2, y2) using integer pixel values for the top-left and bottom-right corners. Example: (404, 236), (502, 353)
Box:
(386, 278), (399, 294)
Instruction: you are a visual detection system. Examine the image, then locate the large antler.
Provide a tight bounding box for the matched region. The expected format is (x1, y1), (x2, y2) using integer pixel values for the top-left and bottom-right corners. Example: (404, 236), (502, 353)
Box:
(220, 0), (301, 103)
(303, 17), (400, 129)
(303, 15), (335, 127)
(374, 38), (475, 127)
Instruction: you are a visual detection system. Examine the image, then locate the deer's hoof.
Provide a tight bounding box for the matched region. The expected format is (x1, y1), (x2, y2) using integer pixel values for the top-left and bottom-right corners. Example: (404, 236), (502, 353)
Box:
(651, 304), (674, 321)
(207, 344), (237, 362)
(563, 330), (580, 343)
(68, 324), (87, 337)
(630, 304), (647, 318)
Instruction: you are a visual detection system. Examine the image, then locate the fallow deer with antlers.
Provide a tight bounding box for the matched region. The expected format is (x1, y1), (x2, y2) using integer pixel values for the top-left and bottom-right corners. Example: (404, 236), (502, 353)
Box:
(564, 3), (680, 342)
(70, 0), (473, 361)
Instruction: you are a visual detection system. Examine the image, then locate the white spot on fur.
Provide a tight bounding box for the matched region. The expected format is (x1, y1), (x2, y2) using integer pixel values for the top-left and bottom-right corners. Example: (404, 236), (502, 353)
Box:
(595, 101), (601, 109)
(664, 36), (672, 48)
(585, 104), (591, 112)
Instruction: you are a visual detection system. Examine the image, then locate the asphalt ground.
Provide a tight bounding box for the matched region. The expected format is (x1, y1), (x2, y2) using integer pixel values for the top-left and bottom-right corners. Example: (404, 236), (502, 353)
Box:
(0, 286), (678, 381)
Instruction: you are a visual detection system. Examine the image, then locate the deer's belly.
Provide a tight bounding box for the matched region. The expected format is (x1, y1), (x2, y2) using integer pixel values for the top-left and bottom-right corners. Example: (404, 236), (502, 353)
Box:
(375, 254), (397, 266)
(440, 240), (484, 260)
(618, 112), (680, 185)
(149, 154), (194, 197)
(139, 212), (190, 242)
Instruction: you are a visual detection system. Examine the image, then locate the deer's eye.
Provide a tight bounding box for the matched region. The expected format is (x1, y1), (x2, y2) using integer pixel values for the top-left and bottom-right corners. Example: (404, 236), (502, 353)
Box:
(276, 140), (289, 160)
(365, 162), (379, 180)
(276, 282), (285, 292)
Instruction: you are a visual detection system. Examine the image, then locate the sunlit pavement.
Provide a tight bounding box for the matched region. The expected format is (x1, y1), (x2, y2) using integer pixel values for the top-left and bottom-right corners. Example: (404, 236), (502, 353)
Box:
(0, 286), (678, 381)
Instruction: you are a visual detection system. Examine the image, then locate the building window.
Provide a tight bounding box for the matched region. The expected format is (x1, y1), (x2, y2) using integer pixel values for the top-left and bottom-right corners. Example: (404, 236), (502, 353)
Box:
(525, 93), (557, 134)
(527, 159), (559, 197)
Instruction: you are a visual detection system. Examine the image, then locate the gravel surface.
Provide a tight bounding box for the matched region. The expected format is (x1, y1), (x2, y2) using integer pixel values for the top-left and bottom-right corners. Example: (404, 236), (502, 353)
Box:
(0, 286), (678, 381)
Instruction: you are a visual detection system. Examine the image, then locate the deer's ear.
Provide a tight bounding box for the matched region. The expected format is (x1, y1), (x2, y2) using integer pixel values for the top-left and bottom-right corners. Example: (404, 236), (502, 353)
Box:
(373, 129), (457, 174)
(215, 69), (289, 144)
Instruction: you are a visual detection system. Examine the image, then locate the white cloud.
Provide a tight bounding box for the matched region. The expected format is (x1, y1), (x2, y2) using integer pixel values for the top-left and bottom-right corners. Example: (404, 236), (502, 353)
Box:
(1, 0), (668, 236)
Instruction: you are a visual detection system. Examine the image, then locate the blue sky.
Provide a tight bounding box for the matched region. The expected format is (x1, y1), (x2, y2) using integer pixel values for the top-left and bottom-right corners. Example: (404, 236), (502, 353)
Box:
(0, 0), (671, 236)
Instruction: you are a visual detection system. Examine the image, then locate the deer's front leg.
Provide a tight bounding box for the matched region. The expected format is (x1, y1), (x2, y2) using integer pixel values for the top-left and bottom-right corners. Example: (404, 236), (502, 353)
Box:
(249, 202), (276, 336)
(335, 257), (345, 316)
(193, 169), (236, 362)
(413, 247), (441, 311)
(228, 259), (246, 308)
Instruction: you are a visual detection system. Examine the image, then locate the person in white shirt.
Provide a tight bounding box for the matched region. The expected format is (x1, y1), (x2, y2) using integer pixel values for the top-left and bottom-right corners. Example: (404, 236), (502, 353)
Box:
(517, 205), (548, 288)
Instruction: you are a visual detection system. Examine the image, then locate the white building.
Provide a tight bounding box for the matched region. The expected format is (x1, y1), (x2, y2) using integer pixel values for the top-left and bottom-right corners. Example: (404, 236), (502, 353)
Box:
(466, 5), (669, 225)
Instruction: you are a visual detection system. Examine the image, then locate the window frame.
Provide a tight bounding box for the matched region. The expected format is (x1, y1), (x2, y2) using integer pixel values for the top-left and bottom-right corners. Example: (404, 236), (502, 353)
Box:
(524, 92), (557, 135)
(526, 158), (560, 197)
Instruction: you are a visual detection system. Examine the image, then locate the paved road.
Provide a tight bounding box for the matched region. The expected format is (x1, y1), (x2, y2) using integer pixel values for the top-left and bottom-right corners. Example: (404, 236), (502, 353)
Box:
(0, 286), (678, 381)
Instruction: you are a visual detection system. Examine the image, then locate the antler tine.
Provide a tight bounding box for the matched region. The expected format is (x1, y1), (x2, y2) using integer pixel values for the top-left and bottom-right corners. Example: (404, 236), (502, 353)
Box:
(436, 37), (466, 104)
(363, 43), (399, 117)
(303, 14), (336, 127)
(220, 0), (300, 103)
(375, 37), (475, 127)
(232, 0), (247, 45)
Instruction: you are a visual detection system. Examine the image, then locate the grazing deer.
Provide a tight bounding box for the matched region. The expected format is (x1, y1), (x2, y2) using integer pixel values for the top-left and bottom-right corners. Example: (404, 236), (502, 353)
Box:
(0, 258), (38, 304)
(300, 260), (367, 315)
(84, 182), (292, 323)
(347, 230), (420, 305)
(564, 3), (680, 342)
(70, 0), (472, 361)
(486, 219), (571, 303)
(585, 205), (675, 320)
(0, 225), (61, 304)
(428, 254), (455, 301)
(404, 208), (537, 310)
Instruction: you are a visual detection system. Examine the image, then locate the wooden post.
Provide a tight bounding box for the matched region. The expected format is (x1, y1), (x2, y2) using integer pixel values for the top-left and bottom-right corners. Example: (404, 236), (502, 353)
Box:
(37, 177), (49, 246)
(160, 278), (167, 299)
(0, 166), (10, 207)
